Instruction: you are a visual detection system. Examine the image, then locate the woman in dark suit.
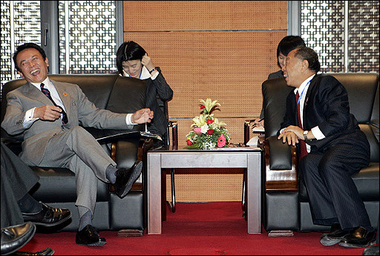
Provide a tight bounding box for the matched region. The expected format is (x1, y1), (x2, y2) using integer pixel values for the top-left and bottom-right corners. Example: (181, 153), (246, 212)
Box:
(116, 41), (173, 146)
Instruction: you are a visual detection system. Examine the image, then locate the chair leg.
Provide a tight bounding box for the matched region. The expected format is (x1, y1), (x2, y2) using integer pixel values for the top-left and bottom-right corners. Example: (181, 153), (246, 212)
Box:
(166, 168), (176, 213)
(242, 170), (246, 217)
(170, 168), (176, 212)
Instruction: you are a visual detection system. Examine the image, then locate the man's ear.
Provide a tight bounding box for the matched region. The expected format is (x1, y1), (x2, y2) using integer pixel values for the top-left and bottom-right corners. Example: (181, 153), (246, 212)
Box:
(301, 59), (309, 72)
(17, 70), (25, 79)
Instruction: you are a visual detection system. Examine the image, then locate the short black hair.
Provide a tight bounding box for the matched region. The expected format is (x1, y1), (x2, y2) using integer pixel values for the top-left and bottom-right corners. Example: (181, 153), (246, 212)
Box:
(294, 47), (321, 73)
(13, 43), (47, 72)
(276, 36), (306, 68)
(115, 41), (146, 74)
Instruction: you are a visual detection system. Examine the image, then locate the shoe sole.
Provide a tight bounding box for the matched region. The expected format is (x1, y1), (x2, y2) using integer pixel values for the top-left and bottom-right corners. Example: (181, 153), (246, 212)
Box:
(118, 161), (143, 198)
(2, 223), (36, 256)
(32, 212), (72, 227)
(76, 240), (107, 247)
(320, 237), (342, 246)
(339, 240), (376, 249)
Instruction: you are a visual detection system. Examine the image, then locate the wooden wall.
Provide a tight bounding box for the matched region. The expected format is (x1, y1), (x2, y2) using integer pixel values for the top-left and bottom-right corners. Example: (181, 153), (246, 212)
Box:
(123, 1), (288, 201)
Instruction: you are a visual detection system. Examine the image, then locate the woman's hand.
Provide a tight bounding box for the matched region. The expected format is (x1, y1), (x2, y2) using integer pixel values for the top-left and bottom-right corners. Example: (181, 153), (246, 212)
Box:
(141, 54), (155, 72)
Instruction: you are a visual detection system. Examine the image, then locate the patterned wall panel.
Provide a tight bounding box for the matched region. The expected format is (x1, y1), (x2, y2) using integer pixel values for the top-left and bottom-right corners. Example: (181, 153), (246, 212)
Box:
(301, 1), (345, 72)
(58, 1), (117, 74)
(0, 1), (41, 86)
(348, 1), (379, 72)
(301, 1), (379, 73)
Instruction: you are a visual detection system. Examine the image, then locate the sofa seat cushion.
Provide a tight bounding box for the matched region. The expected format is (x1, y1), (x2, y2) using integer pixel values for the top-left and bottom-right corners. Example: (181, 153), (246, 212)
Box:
(299, 162), (379, 202)
(29, 167), (109, 202)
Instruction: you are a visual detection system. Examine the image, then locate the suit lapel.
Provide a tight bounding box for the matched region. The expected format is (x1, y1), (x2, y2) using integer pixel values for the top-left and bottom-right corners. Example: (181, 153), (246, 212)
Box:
(303, 74), (319, 129)
(52, 80), (71, 123)
(23, 82), (52, 105)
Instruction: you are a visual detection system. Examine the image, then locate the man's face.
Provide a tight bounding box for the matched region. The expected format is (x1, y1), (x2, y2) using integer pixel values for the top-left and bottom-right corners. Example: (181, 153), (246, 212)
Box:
(16, 48), (49, 84)
(283, 49), (304, 88)
(122, 59), (142, 78)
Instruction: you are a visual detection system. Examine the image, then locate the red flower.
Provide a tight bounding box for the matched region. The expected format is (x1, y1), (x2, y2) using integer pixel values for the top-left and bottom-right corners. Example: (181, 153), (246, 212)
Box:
(217, 134), (226, 147)
(187, 139), (193, 146)
(200, 105), (205, 110)
(206, 119), (214, 124)
(207, 129), (214, 135)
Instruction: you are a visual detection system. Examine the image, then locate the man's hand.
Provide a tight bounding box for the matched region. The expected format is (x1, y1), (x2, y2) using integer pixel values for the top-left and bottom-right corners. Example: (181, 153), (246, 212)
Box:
(131, 108), (154, 124)
(34, 105), (62, 121)
(278, 125), (304, 146)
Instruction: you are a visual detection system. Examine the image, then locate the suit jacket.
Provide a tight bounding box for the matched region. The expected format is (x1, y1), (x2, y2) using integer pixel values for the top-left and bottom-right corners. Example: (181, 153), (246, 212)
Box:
(1, 80), (132, 164)
(143, 67), (173, 137)
(268, 70), (283, 80)
(280, 74), (369, 153)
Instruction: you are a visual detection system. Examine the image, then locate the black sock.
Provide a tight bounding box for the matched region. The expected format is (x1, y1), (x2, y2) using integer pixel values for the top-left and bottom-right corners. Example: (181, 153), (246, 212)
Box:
(18, 193), (42, 213)
(106, 164), (117, 184)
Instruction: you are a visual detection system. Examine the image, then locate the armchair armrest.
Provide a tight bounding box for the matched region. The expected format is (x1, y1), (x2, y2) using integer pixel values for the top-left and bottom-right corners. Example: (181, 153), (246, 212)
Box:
(264, 136), (298, 191)
(168, 121), (178, 150)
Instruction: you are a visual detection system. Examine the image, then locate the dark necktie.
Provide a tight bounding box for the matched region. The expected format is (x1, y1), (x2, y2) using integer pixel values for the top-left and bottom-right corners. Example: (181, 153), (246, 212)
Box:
(40, 83), (68, 124)
(296, 91), (308, 160)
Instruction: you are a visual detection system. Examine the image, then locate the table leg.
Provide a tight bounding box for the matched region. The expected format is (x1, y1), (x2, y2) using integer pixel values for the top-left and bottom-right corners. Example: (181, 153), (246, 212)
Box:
(247, 152), (262, 234)
(147, 153), (162, 234)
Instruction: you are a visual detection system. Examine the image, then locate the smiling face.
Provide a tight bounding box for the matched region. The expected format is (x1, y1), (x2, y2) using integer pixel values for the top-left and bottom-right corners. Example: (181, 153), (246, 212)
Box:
(122, 59), (142, 78)
(283, 49), (306, 88)
(16, 48), (49, 84)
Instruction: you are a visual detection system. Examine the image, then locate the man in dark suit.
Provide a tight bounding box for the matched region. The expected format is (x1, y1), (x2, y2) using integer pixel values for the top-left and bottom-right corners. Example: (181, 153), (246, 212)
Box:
(278, 46), (376, 248)
(1, 141), (69, 255)
(1, 43), (154, 247)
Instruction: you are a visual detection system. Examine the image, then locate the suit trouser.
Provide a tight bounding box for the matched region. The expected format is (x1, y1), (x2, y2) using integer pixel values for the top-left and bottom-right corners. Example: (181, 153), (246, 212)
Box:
(23, 126), (116, 215)
(299, 135), (371, 231)
(1, 142), (39, 228)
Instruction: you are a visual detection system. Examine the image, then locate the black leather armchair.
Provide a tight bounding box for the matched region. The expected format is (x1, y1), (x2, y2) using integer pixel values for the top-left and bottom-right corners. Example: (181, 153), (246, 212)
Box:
(262, 73), (379, 236)
(1, 74), (151, 233)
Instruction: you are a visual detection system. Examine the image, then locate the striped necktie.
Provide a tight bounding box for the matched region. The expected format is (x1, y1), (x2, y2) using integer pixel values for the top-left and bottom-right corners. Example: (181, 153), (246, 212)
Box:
(40, 83), (68, 124)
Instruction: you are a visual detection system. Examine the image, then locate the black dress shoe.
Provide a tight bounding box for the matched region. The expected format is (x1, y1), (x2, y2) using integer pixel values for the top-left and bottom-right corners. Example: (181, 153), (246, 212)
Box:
(76, 225), (106, 246)
(22, 202), (71, 227)
(113, 161), (143, 198)
(320, 223), (350, 246)
(339, 227), (376, 248)
(14, 247), (55, 255)
(1, 222), (36, 256)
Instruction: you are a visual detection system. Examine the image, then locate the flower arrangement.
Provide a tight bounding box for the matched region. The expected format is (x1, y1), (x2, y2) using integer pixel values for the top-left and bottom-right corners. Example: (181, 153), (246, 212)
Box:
(185, 98), (231, 150)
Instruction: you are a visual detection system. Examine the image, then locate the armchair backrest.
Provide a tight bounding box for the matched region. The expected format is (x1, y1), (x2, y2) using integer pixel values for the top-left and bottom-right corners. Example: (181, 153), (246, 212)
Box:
(262, 73), (379, 161)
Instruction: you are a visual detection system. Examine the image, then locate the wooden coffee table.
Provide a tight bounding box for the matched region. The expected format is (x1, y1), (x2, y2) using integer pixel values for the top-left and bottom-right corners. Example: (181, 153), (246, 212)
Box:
(147, 147), (262, 234)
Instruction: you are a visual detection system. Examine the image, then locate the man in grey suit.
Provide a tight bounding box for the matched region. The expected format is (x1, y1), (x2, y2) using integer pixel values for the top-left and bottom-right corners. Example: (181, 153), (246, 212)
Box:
(1, 43), (154, 247)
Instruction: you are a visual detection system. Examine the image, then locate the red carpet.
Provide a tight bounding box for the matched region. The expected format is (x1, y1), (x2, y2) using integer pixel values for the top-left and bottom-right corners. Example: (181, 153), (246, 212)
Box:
(21, 202), (367, 255)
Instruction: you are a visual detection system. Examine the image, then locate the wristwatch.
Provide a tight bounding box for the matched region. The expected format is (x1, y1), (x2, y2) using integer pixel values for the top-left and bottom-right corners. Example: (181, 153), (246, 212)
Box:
(303, 130), (308, 140)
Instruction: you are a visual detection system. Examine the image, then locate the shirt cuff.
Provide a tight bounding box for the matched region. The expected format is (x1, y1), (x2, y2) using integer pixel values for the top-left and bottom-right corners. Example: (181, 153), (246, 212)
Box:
(150, 70), (159, 80)
(126, 113), (137, 126)
(311, 126), (325, 140)
(23, 108), (39, 128)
